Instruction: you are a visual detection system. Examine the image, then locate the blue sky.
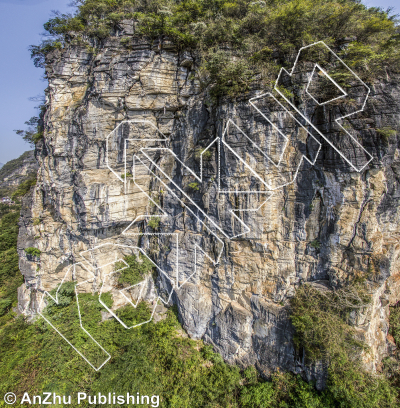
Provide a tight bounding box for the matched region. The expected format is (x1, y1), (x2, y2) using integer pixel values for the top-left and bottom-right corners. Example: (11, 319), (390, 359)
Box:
(0, 0), (398, 164)
(0, 0), (72, 164)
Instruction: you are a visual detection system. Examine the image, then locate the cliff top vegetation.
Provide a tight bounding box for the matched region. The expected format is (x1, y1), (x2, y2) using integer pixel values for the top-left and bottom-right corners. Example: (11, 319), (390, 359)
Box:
(30, 0), (400, 99)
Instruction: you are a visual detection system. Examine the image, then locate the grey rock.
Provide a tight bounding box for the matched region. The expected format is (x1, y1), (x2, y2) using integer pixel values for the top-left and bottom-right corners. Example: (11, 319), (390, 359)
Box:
(16, 28), (400, 385)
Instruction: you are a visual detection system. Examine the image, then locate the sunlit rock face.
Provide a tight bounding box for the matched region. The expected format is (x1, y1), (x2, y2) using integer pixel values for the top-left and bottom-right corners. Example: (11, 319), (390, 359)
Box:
(17, 21), (400, 387)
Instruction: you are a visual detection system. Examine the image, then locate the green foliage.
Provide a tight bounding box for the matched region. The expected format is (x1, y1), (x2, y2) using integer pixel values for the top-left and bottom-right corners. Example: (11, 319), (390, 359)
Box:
(0, 298), (12, 317)
(0, 200), (398, 407)
(290, 284), (369, 361)
(46, 281), (76, 314)
(188, 181), (200, 191)
(0, 203), (23, 321)
(30, 41), (63, 68)
(203, 50), (254, 99)
(120, 37), (131, 47)
(24, 247), (41, 258)
(376, 127), (397, 143)
(310, 239), (321, 249)
(0, 151), (37, 198)
(0, 151), (34, 182)
(0, 296), (246, 407)
(201, 344), (225, 364)
(241, 371), (326, 408)
(326, 356), (397, 408)
(194, 146), (212, 161)
(32, 0), (400, 99)
(120, 172), (132, 179)
(290, 284), (397, 407)
(389, 303), (400, 346)
(276, 85), (295, 100)
(116, 254), (155, 287)
(147, 216), (160, 230)
(11, 175), (37, 201)
(14, 106), (46, 146)
(386, 303), (400, 395)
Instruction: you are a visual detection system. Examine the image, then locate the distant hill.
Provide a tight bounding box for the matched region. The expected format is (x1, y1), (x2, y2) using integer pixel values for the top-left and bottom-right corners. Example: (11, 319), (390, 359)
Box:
(0, 163), (4, 169)
(0, 151), (38, 197)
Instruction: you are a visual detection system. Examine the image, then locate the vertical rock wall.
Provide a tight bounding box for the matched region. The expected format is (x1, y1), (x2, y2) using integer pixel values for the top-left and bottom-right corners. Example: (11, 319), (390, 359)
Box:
(17, 22), (400, 384)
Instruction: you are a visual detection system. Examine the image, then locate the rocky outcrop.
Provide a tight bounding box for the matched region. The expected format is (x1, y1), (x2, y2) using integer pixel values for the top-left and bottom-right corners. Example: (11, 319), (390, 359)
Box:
(17, 22), (400, 385)
(0, 150), (38, 196)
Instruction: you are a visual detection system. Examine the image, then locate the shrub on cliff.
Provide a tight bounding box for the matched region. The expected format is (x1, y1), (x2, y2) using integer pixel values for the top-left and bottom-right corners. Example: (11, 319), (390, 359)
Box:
(23, 247), (41, 258)
(289, 284), (397, 407)
(14, 104), (45, 149)
(31, 0), (400, 98)
(115, 254), (155, 286)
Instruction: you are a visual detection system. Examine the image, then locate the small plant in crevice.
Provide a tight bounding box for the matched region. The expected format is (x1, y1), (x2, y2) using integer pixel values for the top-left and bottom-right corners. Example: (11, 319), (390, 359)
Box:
(24, 247), (42, 258)
(188, 182), (200, 191)
(148, 216), (160, 230)
(121, 172), (133, 179)
(310, 239), (321, 249)
(120, 37), (131, 48)
(276, 85), (294, 100)
(194, 147), (212, 161)
(376, 127), (397, 144)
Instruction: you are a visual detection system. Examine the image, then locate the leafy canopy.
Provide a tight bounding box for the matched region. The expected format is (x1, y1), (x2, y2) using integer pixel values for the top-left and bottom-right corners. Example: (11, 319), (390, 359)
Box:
(31, 0), (400, 98)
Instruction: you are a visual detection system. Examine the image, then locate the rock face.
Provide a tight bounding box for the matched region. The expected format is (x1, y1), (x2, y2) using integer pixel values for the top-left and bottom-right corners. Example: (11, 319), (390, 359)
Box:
(17, 22), (400, 385)
(0, 150), (38, 196)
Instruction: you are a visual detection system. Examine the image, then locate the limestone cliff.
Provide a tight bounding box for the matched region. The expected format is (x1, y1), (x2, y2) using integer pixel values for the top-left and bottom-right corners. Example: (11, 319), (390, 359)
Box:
(17, 22), (400, 385)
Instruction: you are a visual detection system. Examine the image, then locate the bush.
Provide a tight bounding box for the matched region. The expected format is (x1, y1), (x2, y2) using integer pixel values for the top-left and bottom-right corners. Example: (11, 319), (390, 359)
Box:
(376, 127), (397, 144)
(46, 281), (76, 315)
(31, 0), (400, 98)
(11, 176), (37, 201)
(389, 303), (400, 346)
(0, 203), (23, 326)
(289, 284), (397, 407)
(240, 371), (326, 408)
(120, 172), (132, 179)
(14, 105), (46, 146)
(310, 239), (321, 249)
(188, 181), (200, 191)
(203, 50), (254, 99)
(24, 247), (41, 258)
(290, 284), (370, 360)
(0, 299), (12, 317)
(116, 254), (155, 287)
(194, 147), (212, 161)
(147, 216), (160, 230)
